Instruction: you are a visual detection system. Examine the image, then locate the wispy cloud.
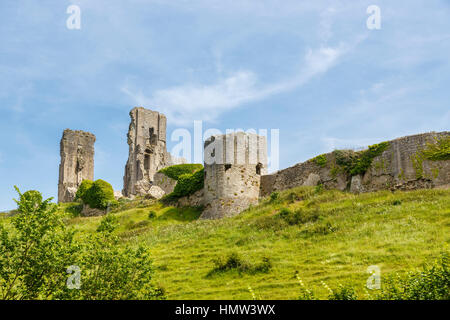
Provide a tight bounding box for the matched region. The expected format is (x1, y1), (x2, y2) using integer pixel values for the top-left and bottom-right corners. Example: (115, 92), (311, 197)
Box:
(122, 44), (348, 124)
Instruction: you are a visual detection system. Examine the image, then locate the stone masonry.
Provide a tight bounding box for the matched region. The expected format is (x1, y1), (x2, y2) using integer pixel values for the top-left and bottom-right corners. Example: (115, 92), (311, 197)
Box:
(260, 131), (450, 196)
(58, 129), (95, 203)
(200, 132), (268, 219)
(122, 107), (173, 197)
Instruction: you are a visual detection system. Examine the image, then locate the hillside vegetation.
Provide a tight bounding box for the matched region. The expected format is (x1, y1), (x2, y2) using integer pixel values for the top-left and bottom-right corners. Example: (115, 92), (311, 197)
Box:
(56, 186), (450, 299)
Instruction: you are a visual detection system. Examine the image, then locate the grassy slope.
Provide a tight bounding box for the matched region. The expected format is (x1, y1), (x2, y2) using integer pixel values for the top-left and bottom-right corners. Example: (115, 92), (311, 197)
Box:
(61, 187), (450, 300)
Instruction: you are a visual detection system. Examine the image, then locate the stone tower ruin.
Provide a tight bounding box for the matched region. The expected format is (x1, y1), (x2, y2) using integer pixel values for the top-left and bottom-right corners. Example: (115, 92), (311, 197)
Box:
(58, 129), (96, 203)
(122, 107), (173, 197)
(201, 132), (268, 219)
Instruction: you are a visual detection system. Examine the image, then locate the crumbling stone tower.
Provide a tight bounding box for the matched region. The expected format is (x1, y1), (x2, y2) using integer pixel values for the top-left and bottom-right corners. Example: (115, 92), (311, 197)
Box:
(58, 129), (96, 203)
(123, 107), (172, 197)
(201, 132), (268, 219)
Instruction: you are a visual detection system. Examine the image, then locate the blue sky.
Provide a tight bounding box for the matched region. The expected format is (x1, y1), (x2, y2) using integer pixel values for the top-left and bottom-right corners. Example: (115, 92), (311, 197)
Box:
(1, 0), (449, 210)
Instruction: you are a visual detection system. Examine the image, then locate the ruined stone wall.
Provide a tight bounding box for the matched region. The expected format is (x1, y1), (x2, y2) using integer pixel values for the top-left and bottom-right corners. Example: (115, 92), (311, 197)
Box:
(358, 131), (450, 192)
(261, 131), (450, 197)
(58, 129), (95, 203)
(201, 132), (268, 219)
(122, 107), (172, 197)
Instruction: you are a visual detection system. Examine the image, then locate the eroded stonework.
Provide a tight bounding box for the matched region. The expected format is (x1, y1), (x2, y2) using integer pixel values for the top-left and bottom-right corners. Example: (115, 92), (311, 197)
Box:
(122, 107), (173, 197)
(201, 132), (268, 219)
(260, 131), (450, 196)
(153, 172), (178, 195)
(58, 129), (95, 203)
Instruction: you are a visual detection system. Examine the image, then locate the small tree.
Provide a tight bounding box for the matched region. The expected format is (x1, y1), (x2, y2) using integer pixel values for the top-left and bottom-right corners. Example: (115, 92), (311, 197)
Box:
(0, 187), (77, 299)
(57, 214), (165, 300)
(0, 187), (165, 300)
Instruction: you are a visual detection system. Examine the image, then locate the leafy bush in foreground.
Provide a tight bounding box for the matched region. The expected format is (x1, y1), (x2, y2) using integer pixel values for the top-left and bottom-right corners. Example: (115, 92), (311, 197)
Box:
(376, 252), (449, 300)
(0, 187), (165, 300)
(296, 251), (449, 300)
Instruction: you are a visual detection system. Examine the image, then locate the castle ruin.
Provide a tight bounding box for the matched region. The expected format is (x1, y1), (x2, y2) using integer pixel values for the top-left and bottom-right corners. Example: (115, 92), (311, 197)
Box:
(201, 132), (268, 219)
(57, 106), (450, 219)
(122, 107), (173, 197)
(58, 129), (96, 203)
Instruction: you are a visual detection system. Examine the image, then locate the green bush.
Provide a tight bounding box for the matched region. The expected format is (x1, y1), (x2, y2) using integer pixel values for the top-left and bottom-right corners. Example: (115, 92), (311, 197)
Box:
(164, 168), (204, 201)
(158, 164), (203, 180)
(16, 190), (43, 211)
(422, 136), (450, 161)
(208, 252), (272, 277)
(328, 284), (358, 300)
(148, 211), (157, 219)
(0, 187), (165, 300)
(295, 251), (449, 300)
(349, 142), (390, 176)
(77, 179), (116, 210)
(65, 203), (83, 217)
(313, 154), (327, 167)
(376, 252), (449, 300)
(269, 192), (280, 202)
(278, 207), (320, 225)
(96, 214), (119, 233)
(333, 142), (390, 176)
(75, 179), (93, 201)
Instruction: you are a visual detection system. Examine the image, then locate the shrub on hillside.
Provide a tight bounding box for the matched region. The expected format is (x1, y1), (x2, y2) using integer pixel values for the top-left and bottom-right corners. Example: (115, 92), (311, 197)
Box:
(148, 211), (157, 219)
(75, 179), (93, 201)
(158, 164), (203, 180)
(163, 168), (204, 202)
(16, 190), (43, 211)
(96, 213), (119, 233)
(327, 285), (358, 300)
(269, 192), (279, 202)
(278, 207), (320, 225)
(76, 179), (116, 210)
(208, 252), (272, 277)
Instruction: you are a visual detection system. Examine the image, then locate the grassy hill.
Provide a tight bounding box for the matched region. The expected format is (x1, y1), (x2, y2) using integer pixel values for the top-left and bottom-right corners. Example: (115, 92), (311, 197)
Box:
(56, 186), (450, 299)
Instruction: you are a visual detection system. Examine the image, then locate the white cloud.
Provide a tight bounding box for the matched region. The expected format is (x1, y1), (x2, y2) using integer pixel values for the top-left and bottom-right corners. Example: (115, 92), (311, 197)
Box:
(122, 44), (347, 125)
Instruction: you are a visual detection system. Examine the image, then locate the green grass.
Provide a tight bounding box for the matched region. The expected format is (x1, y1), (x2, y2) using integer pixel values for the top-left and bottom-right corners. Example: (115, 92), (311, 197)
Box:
(47, 187), (450, 299)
